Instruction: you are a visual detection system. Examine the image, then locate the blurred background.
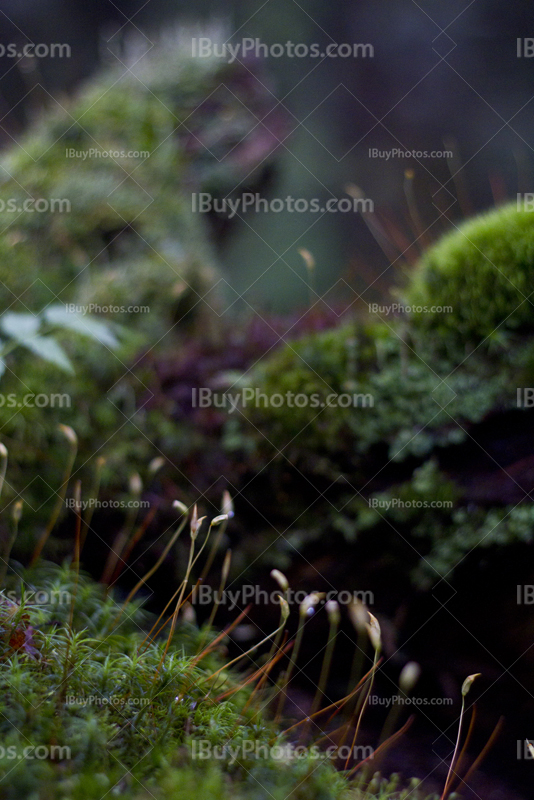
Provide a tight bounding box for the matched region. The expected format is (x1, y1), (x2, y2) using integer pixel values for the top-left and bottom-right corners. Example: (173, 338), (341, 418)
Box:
(1, 0), (534, 311)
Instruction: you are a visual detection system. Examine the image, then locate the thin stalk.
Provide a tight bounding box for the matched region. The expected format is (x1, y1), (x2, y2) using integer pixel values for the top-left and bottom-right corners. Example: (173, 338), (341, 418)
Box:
(199, 518), (227, 582)
(287, 661), (379, 741)
(275, 593), (322, 723)
(196, 549), (232, 655)
(109, 510), (188, 630)
(0, 498), (21, 587)
(198, 596), (289, 687)
(199, 490), (233, 582)
(157, 508), (224, 672)
(343, 646), (380, 769)
(157, 534), (196, 672)
(31, 425), (77, 566)
(101, 473), (142, 586)
(216, 642), (290, 704)
(275, 614), (305, 723)
(206, 549), (231, 630)
(242, 637), (292, 712)
(446, 704), (476, 789)
(440, 674), (480, 800)
(110, 504), (159, 586)
(346, 628), (367, 711)
(310, 601), (339, 716)
(459, 716), (503, 791)
(403, 169), (431, 249)
(379, 662), (420, 745)
(189, 605), (252, 669)
(264, 570), (290, 668)
(139, 581), (197, 654)
(0, 443), (7, 500)
(79, 456), (105, 554)
(68, 481), (82, 629)
(347, 715), (414, 777)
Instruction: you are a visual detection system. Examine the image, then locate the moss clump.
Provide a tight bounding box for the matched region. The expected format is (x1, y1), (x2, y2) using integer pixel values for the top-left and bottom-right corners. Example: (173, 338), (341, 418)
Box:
(242, 318), (511, 467)
(234, 205), (534, 585)
(0, 39), (281, 518)
(403, 203), (534, 348)
(0, 563), (323, 800)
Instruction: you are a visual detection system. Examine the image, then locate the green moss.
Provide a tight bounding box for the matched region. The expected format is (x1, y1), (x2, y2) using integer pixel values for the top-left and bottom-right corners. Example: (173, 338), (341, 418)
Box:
(403, 202), (534, 348)
(237, 205), (534, 585)
(0, 43), (273, 518)
(0, 561), (433, 800)
(243, 318), (511, 467)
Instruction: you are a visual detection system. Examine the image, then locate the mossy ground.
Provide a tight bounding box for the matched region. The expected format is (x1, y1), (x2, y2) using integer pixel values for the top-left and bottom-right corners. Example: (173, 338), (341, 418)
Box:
(0, 560), (439, 800)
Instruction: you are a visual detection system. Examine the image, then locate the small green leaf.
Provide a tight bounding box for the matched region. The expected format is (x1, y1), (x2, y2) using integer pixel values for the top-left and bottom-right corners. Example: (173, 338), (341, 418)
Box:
(21, 335), (74, 373)
(44, 306), (119, 348)
(0, 312), (40, 341)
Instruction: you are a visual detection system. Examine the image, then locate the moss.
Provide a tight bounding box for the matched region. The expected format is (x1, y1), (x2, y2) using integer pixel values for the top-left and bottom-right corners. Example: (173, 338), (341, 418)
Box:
(0, 561), (434, 800)
(0, 48), (225, 329)
(242, 314), (534, 583)
(235, 205), (534, 585)
(402, 202), (534, 348)
(0, 42), (281, 520)
(243, 318), (510, 467)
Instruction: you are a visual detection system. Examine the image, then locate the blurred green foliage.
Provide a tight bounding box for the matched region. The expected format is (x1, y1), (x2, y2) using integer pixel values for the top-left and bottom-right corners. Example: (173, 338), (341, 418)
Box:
(0, 42), (272, 523)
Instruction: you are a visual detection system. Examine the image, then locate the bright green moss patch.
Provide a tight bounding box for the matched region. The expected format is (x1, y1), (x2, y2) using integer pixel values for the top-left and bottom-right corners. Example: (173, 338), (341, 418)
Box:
(243, 318), (511, 466)
(403, 203), (534, 347)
